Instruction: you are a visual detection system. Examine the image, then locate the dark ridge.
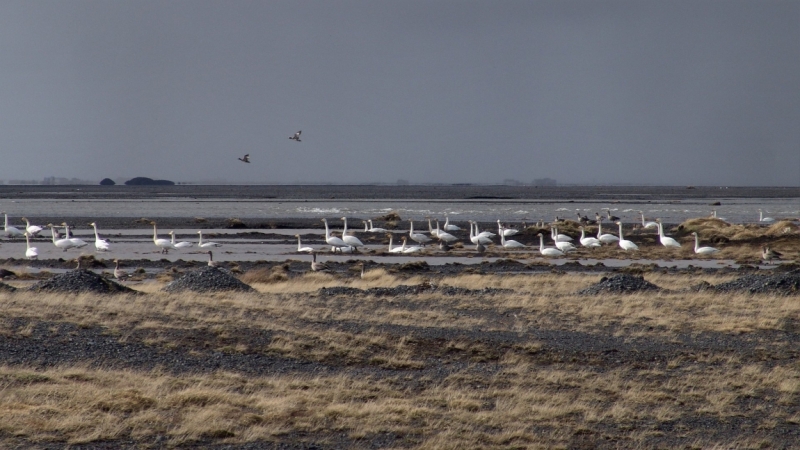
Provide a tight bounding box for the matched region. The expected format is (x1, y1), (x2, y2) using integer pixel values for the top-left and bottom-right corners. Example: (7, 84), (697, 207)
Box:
(162, 266), (255, 293)
(28, 270), (137, 294)
(577, 274), (662, 295)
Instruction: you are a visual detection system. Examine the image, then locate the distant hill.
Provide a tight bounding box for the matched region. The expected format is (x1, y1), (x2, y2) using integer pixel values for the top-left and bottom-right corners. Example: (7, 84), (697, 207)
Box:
(99, 178), (116, 186)
(124, 177), (175, 186)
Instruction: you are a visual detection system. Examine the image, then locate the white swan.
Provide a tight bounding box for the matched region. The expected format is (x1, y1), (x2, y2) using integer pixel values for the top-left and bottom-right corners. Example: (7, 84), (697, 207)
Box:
(322, 218), (349, 253)
(2, 212), (24, 238)
(443, 215), (461, 231)
(47, 224), (78, 251)
(692, 232), (719, 255)
(340, 217), (364, 251)
(758, 209), (775, 223)
(468, 221), (492, 247)
(537, 233), (564, 257)
(497, 220), (519, 237)
(294, 234), (314, 253)
(655, 219), (681, 248)
(89, 222), (111, 252)
(551, 226), (573, 243)
(62, 223), (88, 248)
(366, 220), (387, 233)
(401, 237), (422, 253)
(408, 220), (432, 246)
(615, 222), (639, 251)
(21, 217), (43, 237)
(152, 223), (176, 254)
(24, 232), (38, 259)
(197, 230), (222, 248)
(579, 227), (602, 248)
(426, 218), (441, 238)
(499, 226), (525, 248)
(595, 219), (619, 244)
(434, 219), (458, 243)
(639, 211), (658, 230)
(473, 222), (496, 239)
(169, 231), (194, 249)
(552, 228), (576, 253)
(386, 234), (404, 253)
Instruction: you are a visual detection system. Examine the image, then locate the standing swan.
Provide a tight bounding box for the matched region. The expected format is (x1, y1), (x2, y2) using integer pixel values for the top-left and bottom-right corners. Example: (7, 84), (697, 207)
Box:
(692, 232), (719, 255)
(468, 221), (492, 247)
(21, 218), (43, 237)
(89, 222), (111, 252)
(443, 215), (461, 231)
(596, 219), (619, 244)
(365, 220), (387, 233)
(294, 234), (314, 253)
(408, 220), (432, 246)
(537, 233), (564, 257)
(2, 212), (24, 238)
(62, 223), (88, 248)
(499, 225), (525, 248)
(579, 227), (602, 248)
(435, 219), (458, 243)
(25, 233), (38, 259)
(322, 218), (348, 253)
(340, 217), (364, 252)
(152, 223), (176, 254)
(197, 231), (222, 248)
(639, 211), (658, 230)
(655, 219), (681, 248)
(48, 224), (78, 251)
(169, 231), (194, 249)
(615, 222), (639, 251)
(551, 228), (576, 253)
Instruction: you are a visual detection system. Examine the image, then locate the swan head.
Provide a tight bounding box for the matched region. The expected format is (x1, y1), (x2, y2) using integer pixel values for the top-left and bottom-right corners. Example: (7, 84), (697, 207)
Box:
(691, 232), (698, 236)
(168, 231), (174, 235)
(537, 233), (543, 237)
(340, 217), (346, 221)
(294, 234), (300, 238)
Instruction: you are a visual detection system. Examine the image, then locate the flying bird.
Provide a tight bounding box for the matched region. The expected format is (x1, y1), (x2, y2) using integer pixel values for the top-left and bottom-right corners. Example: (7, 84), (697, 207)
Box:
(238, 154), (250, 163)
(289, 130), (302, 142)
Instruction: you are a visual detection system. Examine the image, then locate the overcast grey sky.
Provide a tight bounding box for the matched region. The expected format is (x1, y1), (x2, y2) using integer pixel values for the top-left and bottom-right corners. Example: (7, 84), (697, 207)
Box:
(1, 1), (798, 186)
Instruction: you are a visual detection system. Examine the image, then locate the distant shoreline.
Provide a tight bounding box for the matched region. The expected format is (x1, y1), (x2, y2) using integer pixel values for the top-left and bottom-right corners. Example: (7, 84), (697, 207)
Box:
(1, 184), (799, 201)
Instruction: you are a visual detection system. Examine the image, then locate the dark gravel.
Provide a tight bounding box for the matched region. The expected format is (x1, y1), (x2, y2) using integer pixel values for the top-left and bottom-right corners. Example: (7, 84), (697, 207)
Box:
(712, 269), (800, 295)
(577, 274), (662, 295)
(162, 266), (255, 293)
(28, 269), (137, 294)
(319, 283), (513, 297)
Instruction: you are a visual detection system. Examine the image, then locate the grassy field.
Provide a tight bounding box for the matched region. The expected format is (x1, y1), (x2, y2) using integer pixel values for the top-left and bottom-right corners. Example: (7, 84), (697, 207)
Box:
(1, 271), (798, 448)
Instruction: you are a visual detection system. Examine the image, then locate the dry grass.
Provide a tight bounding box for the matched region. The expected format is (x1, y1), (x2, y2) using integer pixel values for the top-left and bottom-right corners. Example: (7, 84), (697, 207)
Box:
(0, 272), (798, 447)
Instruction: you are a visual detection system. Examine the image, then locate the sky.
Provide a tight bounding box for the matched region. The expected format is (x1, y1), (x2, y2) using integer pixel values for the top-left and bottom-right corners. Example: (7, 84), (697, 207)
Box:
(0, 0), (798, 186)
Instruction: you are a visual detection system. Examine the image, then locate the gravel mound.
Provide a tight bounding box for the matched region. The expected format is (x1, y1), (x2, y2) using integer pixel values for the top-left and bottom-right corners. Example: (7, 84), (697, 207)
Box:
(713, 270), (800, 295)
(162, 266), (255, 293)
(578, 274), (662, 295)
(0, 282), (16, 292)
(28, 270), (136, 294)
(319, 283), (513, 297)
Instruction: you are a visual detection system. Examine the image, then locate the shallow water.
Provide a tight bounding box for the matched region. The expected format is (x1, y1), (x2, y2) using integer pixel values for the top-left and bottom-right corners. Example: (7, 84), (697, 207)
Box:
(1, 197), (798, 225)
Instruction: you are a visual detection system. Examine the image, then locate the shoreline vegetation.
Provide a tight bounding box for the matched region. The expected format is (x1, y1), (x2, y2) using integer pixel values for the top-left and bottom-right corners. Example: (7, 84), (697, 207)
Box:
(1, 271), (799, 448)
